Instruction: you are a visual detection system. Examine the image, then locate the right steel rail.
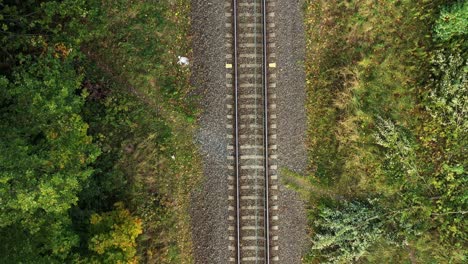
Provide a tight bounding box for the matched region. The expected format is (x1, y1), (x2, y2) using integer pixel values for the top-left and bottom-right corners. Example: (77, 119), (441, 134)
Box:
(261, 0), (270, 262)
(232, 0), (241, 263)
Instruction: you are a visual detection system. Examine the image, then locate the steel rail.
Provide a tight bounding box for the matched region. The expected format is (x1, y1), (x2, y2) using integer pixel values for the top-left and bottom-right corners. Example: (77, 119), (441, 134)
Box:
(232, 0), (270, 262)
(261, 0), (270, 263)
(232, 0), (241, 263)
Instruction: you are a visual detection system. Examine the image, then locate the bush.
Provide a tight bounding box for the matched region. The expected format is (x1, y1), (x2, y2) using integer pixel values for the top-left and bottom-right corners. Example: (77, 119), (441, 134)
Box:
(87, 202), (142, 264)
(434, 1), (468, 43)
(308, 201), (385, 264)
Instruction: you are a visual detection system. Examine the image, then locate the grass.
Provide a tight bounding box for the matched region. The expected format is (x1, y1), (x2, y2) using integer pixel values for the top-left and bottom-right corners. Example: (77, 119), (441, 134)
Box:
(302, 0), (466, 263)
(82, 0), (201, 262)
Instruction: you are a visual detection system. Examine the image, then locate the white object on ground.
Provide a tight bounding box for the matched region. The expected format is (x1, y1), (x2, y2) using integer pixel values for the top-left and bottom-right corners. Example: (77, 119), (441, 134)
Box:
(177, 56), (189, 66)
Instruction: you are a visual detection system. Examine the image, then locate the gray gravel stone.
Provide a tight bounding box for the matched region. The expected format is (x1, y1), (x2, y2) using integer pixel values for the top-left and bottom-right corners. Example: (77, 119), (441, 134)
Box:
(190, 0), (229, 263)
(275, 0), (309, 263)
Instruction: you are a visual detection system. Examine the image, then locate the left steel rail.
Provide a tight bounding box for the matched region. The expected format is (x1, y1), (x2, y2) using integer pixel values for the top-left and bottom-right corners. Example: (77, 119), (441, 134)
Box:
(232, 0), (241, 263)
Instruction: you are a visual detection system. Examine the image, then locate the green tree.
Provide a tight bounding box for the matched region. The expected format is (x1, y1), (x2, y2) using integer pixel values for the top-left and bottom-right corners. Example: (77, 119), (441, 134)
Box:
(0, 53), (99, 261)
(0, 0), (98, 73)
(87, 202), (142, 264)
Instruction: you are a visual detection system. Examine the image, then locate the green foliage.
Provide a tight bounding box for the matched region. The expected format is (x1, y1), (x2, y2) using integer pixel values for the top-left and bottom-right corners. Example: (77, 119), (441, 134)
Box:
(0, 53), (99, 261)
(364, 235), (466, 264)
(374, 118), (421, 192)
(419, 50), (467, 241)
(0, 0), (199, 262)
(308, 201), (385, 264)
(434, 1), (468, 43)
(0, 55), (96, 220)
(0, 0), (99, 72)
(304, 0), (441, 193)
(86, 202), (142, 264)
(81, 0), (200, 262)
(374, 118), (436, 238)
(428, 50), (467, 131)
(0, 222), (79, 264)
(85, 0), (194, 111)
(304, 0), (467, 262)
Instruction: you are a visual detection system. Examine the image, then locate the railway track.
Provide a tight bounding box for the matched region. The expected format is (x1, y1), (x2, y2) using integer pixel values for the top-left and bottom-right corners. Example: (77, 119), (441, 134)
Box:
(225, 0), (278, 263)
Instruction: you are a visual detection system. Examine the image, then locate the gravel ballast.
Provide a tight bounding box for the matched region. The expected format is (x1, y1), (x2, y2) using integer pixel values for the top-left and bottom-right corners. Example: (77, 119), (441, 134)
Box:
(275, 0), (309, 263)
(190, 0), (229, 263)
(190, 0), (308, 263)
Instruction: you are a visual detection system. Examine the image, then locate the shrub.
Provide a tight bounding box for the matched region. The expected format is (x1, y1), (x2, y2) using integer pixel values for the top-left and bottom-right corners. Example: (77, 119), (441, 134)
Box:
(309, 201), (385, 264)
(434, 1), (468, 43)
(87, 202), (142, 264)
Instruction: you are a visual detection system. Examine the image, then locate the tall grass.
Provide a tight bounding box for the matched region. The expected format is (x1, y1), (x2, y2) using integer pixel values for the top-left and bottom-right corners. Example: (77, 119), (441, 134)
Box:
(303, 0), (466, 262)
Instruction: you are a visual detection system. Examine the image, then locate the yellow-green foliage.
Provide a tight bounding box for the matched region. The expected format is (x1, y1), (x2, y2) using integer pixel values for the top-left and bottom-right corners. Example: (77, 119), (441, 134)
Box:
(88, 202), (142, 264)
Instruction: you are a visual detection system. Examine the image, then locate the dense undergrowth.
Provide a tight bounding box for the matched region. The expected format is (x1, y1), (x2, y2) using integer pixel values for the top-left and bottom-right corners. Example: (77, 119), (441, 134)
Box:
(298, 0), (467, 263)
(0, 0), (199, 263)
